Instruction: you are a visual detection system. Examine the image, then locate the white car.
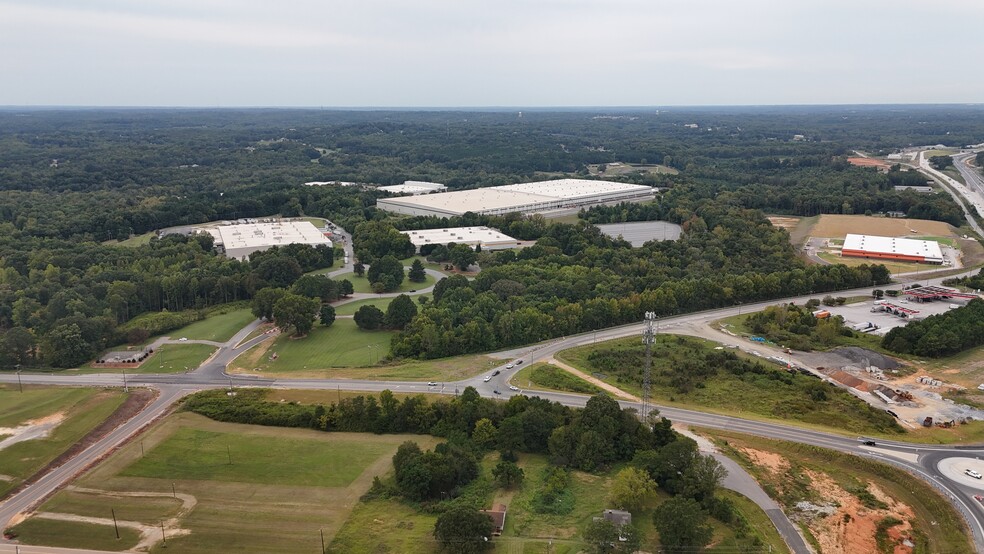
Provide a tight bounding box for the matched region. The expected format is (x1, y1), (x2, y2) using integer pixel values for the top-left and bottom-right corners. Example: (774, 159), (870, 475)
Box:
(427, 382), (437, 387)
(966, 469), (983, 479)
(509, 385), (519, 391)
(178, 337), (188, 341)
(505, 363), (514, 369)
(484, 375), (492, 382)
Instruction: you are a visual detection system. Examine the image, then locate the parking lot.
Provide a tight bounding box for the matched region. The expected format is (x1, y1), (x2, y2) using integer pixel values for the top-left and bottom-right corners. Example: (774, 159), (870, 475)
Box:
(822, 297), (969, 336)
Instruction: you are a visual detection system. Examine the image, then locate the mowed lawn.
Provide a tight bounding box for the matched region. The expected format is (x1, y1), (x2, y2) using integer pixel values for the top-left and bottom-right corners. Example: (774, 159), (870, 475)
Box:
(0, 386), (127, 497)
(333, 271), (436, 294)
(234, 319), (395, 372)
(14, 412), (440, 554)
(333, 296), (394, 316)
(139, 344), (217, 374)
(122, 427), (393, 487)
(168, 308), (255, 342)
(7, 518), (142, 551)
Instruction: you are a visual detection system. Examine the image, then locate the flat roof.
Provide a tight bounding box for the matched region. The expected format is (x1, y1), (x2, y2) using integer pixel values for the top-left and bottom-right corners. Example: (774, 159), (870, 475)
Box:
(377, 179), (653, 216)
(402, 226), (517, 246)
(378, 184), (445, 194)
(842, 234), (943, 260)
(499, 179), (652, 199)
(209, 221), (332, 250)
(380, 188), (558, 215)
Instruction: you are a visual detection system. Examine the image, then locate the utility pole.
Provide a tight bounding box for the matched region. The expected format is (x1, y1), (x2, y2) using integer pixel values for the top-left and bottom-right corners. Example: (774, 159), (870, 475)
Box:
(112, 508), (120, 539)
(642, 312), (658, 424)
(321, 529), (326, 553)
(122, 368), (128, 393)
(16, 365), (22, 393)
(160, 521), (166, 546)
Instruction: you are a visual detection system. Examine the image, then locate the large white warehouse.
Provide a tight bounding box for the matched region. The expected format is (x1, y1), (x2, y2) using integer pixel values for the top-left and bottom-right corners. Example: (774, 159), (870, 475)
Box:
(402, 226), (523, 252)
(203, 221), (333, 260)
(376, 179), (654, 217)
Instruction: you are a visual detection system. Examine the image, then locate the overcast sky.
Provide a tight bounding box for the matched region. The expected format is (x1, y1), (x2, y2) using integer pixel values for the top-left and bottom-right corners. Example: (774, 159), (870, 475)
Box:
(2, 0), (982, 107)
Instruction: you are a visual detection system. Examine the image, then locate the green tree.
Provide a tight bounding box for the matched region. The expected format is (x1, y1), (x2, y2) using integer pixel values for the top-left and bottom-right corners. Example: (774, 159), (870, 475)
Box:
(433, 505), (494, 553)
(367, 255), (405, 292)
(338, 279), (354, 296)
(409, 259), (427, 282)
(354, 305), (385, 330)
(929, 155), (954, 170)
(653, 497), (713, 552)
(251, 287), (287, 321)
(385, 294), (418, 329)
(319, 304), (336, 327)
(449, 243), (478, 271)
(252, 256), (303, 289)
(41, 323), (93, 368)
(609, 467), (659, 512)
(0, 326), (36, 367)
(291, 274), (337, 301)
(472, 418), (498, 449)
(272, 293), (320, 337)
(353, 262), (365, 277)
(681, 454), (727, 503)
(492, 460), (524, 489)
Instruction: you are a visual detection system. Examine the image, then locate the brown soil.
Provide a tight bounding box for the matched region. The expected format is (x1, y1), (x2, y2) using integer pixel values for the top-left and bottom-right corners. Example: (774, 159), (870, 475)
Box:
(767, 216), (802, 230)
(847, 157), (892, 169)
(739, 447), (790, 474)
(3, 389), (157, 501)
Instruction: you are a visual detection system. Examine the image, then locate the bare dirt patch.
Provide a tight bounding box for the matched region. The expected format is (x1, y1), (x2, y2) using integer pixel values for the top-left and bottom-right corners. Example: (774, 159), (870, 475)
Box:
(0, 412), (67, 451)
(767, 216), (801, 230)
(808, 214), (957, 239)
(737, 447), (789, 474)
(847, 157), (892, 169)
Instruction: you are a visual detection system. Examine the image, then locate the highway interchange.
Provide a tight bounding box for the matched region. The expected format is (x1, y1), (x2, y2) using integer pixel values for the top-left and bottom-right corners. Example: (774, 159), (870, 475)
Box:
(3, 152), (984, 552)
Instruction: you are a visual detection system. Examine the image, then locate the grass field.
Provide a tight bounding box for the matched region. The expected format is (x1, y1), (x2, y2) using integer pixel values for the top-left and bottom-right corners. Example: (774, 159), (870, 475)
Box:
(807, 214), (958, 240)
(123, 427), (393, 487)
(818, 251), (929, 274)
(229, 319), (395, 372)
(332, 271), (436, 294)
(556, 335), (903, 437)
(923, 149), (957, 159)
(132, 344), (216, 374)
(104, 231), (156, 248)
(704, 428), (972, 554)
(6, 517), (142, 551)
(333, 296), (394, 316)
(0, 386), (127, 497)
(167, 307), (255, 342)
(11, 412), (441, 554)
(510, 363), (602, 395)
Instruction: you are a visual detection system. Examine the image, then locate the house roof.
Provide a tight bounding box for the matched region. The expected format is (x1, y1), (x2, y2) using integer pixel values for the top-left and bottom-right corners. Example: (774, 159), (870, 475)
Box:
(481, 504), (507, 528)
(603, 509), (632, 526)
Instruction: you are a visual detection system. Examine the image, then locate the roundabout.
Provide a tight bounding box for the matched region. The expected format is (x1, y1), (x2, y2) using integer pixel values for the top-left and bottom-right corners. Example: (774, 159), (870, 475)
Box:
(937, 457), (984, 490)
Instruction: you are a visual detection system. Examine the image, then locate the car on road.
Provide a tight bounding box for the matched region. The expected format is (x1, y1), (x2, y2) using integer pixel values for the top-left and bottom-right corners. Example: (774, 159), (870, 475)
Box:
(493, 389), (501, 395)
(976, 495), (984, 504)
(509, 385), (519, 391)
(505, 364), (514, 369)
(178, 337), (188, 341)
(484, 375), (492, 382)
(492, 370), (501, 376)
(515, 360), (523, 365)
(427, 382), (437, 387)
(966, 469), (983, 479)
(861, 440), (876, 446)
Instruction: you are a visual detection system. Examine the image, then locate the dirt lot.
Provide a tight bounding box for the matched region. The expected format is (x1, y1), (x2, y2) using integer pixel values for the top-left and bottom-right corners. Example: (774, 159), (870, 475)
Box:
(847, 157), (892, 169)
(807, 214), (958, 239)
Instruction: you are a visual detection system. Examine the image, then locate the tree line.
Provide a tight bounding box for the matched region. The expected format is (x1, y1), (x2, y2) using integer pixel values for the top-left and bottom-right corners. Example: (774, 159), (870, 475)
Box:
(882, 298), (984, 357)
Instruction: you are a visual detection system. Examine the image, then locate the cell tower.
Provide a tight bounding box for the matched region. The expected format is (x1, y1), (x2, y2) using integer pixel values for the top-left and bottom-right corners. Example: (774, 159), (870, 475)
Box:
(641, 311), (658, 423)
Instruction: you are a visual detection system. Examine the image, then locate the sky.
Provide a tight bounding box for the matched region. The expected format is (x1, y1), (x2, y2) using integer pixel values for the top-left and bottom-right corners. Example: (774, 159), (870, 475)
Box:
(2, 0), (983, 107)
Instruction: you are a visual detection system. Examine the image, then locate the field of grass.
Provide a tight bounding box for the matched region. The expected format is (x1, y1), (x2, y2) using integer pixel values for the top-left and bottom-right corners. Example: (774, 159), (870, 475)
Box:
(6, 517), (142, 551)
(333, 296), (394, 316)
(510, 363), (602, 395)
(0, 386), (127, 497)
(123, 427), (393, 487)
(715, 311), (888, 354)
(818, 251), (929, 274)
(704, 428), (972, 554)
(556, 335), (903, 437)
(332, 271), (436, 294)
(131, 344), (216, 374)
(229, 319), (395, 372)
(11, 412), (441, 554)
(807, 214), (957, 240)
(167, 307), (255, 342)
(105, 231), (156, 248)
(923, 149), (957, 159)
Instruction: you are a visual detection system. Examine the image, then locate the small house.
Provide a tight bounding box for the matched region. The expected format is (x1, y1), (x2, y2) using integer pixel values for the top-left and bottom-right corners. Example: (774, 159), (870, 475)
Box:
(481, 504), (507, 536)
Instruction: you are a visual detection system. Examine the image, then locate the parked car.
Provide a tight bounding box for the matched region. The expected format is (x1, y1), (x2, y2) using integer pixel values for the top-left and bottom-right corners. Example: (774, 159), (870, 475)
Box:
(509, 385), (519, 391)
(493, 389), (501, 395)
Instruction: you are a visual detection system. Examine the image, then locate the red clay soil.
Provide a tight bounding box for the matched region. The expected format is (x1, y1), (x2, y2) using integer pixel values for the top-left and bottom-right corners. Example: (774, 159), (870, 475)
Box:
(847, 157), (891, 168)
(2, 388), (157, 501)
(826, 369), (865, 389)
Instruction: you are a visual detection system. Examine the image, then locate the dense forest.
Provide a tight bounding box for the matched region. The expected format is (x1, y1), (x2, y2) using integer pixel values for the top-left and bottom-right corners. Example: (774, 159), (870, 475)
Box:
(0, 106), (982, 368)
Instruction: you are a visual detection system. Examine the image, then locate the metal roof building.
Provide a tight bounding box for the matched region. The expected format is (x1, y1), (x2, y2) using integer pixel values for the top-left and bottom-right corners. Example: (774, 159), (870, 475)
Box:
(841, 234), (944, 264)
(378, 181), (447, 195)
(376, 179), (653, 217)
(203, 221), (332, 261)
(402, 226), (522, 252)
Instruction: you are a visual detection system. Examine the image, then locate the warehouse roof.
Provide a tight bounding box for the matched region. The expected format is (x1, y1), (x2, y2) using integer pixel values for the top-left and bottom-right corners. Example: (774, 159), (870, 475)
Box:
(842, 234), (943, 260)
(380, 188), (558, 215)
(402, 226), (517, 246)
(209, 221), (332, 251)
(378, 181), (447, 195)
(499, 179), (652, 199)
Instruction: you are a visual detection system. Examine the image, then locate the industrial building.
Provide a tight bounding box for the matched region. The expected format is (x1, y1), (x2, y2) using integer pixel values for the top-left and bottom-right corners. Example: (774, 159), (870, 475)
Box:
(376, 179), (654, 217)
(402, 226), (522, 252)
(841, 234), (944, 264)
(378, 181), (447, 195)
(202, 221), (332, 260)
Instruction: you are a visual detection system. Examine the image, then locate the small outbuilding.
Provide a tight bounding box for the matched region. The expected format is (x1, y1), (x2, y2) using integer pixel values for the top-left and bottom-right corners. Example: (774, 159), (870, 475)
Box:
(481, 504), (507, 536)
